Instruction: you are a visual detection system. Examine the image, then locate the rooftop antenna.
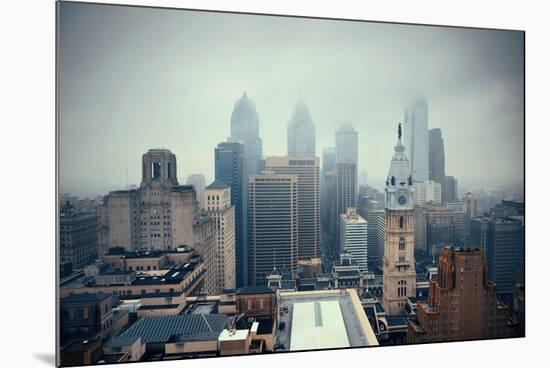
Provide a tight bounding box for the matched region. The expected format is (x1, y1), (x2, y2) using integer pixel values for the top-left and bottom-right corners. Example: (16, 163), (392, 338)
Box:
(125, 167), (129, 188)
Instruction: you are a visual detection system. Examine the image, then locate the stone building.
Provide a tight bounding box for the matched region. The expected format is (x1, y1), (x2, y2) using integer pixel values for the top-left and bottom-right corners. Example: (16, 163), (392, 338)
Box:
(203, 180), (237, 294)
(60, 202), (98, 270)
(407, 246), (516, 343)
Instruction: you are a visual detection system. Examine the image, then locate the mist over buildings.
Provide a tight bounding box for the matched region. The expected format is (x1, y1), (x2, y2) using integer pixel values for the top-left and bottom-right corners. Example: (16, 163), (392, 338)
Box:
(58, 2), (524, 197)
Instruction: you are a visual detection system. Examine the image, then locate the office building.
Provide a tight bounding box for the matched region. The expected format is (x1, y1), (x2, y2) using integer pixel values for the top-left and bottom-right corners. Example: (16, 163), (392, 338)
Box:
(382, 124), (417, 315)
(215, 141), (248, 287)
(336, 162), (357, 215)
(335, 122), (358, 194)
(60, 201), (98, 270)
(412, 180), (442, 206)
(287, 101), (315, 156)
(414, 206), (427, 253)
(428, 128), (446, 198)
(407, 246), (515, 343)
(404, 99), (429, 181)
(203, 181), (237, 294)
(444, 175), (458, 202)
(339, 208), (368, 271)
(367, 209), (385, 268)
(470, 214), (523, 302)
(425, 205), (461, 255)
(249, 172), (298, 286)
(266, 156), (320, 260)
(321, 147), (337, 260)
(230, 92), (263, 175)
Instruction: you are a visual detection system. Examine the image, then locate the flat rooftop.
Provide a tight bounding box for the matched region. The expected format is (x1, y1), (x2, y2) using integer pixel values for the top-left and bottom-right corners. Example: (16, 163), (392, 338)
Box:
(276, 290), (378, 352)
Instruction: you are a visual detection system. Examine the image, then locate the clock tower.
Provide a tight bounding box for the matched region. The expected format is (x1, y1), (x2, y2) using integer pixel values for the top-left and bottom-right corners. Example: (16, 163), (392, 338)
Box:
(382, 123), (417, 315)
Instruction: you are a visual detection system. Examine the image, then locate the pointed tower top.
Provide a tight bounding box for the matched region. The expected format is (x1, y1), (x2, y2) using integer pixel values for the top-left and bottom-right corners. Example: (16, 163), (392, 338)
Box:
(398, 123), (402, 140)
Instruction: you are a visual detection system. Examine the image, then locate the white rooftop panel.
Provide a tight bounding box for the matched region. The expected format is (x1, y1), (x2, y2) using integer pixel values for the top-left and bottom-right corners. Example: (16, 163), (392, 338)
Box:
(290, 300), (350, 351)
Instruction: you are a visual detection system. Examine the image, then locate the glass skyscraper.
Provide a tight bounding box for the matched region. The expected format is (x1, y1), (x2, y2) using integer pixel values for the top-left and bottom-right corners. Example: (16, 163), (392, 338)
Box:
(215, 141), (248, 287)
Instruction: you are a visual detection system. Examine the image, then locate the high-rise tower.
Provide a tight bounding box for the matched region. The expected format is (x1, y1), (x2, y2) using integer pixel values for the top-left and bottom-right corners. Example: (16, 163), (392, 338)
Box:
(287, 101), (316, 157)
(266, 156), (320, 260)
(230, 92), (263, 176)
(404, 99), (429, 182)
(429, 128), (446, 198)
(382, 124), (417, 315)
(215, 141), (248, 287)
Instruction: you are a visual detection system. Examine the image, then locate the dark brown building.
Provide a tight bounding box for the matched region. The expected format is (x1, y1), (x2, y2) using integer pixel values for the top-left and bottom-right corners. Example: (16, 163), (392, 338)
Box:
(407, 246), (516, 343)
(236, 286), (277, 318)
(60, 293), (114, 344)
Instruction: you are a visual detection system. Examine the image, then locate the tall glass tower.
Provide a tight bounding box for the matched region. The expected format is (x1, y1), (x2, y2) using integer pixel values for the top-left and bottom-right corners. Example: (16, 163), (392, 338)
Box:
(215, 141), (248, 287)
(287, 101), (316, 157)
(229, 92), (263, 176)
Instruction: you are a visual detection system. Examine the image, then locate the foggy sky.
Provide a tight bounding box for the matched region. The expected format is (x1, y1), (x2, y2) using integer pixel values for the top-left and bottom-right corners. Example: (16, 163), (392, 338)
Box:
(58, 2), (524, 197)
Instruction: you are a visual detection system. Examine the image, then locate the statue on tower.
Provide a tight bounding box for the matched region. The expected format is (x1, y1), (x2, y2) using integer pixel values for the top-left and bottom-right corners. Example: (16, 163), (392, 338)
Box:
(398, 123), (402, 140)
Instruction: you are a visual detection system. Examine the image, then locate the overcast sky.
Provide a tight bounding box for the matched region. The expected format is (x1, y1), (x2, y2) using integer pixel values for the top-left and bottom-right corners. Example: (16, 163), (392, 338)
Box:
(58, 2), (524, 197)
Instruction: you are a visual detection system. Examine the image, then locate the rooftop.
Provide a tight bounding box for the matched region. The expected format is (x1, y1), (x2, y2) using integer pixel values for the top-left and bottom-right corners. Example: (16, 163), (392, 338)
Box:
(206, 180), (230, 190)
(61, 293), (110, 304)
(118, 314), (228, 344)
(276, 290), (378, 352)
(237, 286), (276, 295)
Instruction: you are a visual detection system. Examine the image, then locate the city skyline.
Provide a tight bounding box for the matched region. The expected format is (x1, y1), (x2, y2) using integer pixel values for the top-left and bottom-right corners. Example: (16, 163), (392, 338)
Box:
(59, 3), (524, 198)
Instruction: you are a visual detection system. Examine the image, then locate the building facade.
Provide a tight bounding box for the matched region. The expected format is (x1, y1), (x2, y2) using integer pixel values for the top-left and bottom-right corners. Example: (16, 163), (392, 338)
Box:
(335, 122), (358, 193)
(470, 215), (523, 302)
(287, 101), (316, 156)
(382, 125), (417, 315)
(60, 202), (99, 270)
(339, 208), (368, 271)
(203, 181), (237, 294)
(428, 128), (446, 199)
(249, 173), (298, 286)
(407, 247), (515, 343)
(444, 175), (458, 202)
(215, 141), (248, 287)
(367, 209), (385, 268)
(412, 180), (442, 206)
(266, 156), (320, 260)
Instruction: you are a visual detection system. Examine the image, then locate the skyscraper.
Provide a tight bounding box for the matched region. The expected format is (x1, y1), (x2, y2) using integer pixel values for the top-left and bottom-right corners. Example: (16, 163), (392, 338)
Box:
(407, 246), (515, 343)
(321, 147), (337, 260)
(336, 162), (357, 216)
(444, 175), (458, 202)
(215, 141), (248, 287)
(339, 208), (368, 271)
(404, 99), (429, 181)
(266, 156), (320, 260)
(249, 172), (298, 286)
(382, 124), (417, 315)
(229, 92), (263, 176)
(203, 181), (236, 294)
(367, 209), (385, 269)
(287, 101), (315, 156)
(335, 123), (358, 239)
(470, 214), (523, 302)
(335, 122), (358, 164)
(429, 128), (446, 198)
(186, 174), (206, 209)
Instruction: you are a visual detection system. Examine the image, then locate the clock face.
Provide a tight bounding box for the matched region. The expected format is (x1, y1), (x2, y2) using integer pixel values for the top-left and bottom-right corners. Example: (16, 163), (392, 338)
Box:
(398, 195), (407, 205)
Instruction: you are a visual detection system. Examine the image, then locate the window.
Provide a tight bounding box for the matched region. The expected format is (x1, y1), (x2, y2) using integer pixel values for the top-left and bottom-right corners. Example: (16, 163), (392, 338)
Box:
(399, 237), (406, 251)
(399, 216), (404, 228)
